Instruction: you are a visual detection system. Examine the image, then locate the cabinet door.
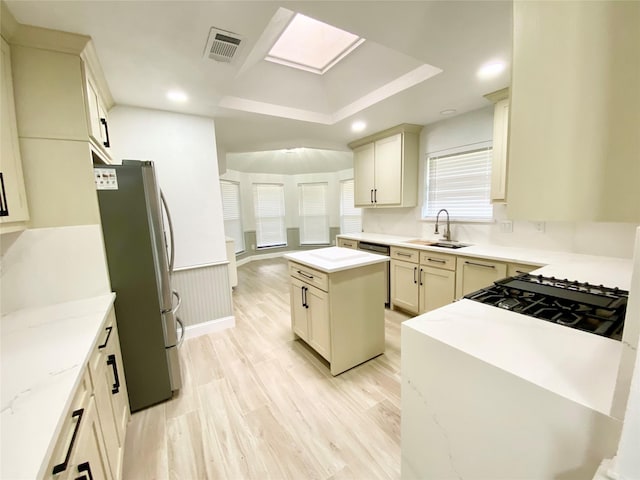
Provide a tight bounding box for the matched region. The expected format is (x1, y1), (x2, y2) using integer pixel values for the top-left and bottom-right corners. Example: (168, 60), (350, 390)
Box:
(68, 396), (113, 480)
(306, 286), (330, 361)
(456, 258), (507, 298)
(391, 259), (419, 314)
(0, 38), (29, 231)
(419, 266), (456, 314)
(373, 133), (402, 205)
(353, 143), (375, 206)
(290, 278), (309, 340)
(491, 99), (509, 202)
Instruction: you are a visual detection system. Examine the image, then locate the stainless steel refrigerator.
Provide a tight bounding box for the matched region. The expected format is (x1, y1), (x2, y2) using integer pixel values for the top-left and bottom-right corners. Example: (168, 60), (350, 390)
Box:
(95, 160), (183, 412)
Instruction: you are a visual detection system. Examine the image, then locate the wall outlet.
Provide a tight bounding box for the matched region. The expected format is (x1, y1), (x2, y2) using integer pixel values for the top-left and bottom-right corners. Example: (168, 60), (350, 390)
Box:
(533, 221), (545, 233)
(499, 220), (513, 233)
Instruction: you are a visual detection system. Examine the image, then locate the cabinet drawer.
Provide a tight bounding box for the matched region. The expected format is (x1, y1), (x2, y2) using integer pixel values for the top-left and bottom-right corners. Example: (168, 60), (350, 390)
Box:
(390, 246), (419, 263)
(289, 262), (329, 292)
(507, 262), (540, 277)
(46, 369), (93, 478)
(337, 238), (358, 249)
(420, 251), (456, 271)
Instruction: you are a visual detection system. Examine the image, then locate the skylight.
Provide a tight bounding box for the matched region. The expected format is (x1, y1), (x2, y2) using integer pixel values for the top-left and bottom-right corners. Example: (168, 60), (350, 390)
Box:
(266, 13), (365, 75)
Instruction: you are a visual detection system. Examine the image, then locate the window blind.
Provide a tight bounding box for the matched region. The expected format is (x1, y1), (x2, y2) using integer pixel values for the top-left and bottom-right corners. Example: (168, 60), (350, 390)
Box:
(340, 179), (362, 234)
(298, 183), (329, 245)
(253, 183), (287, 248)
(423, 148), (494, 220)
(220, 180), (244, 253)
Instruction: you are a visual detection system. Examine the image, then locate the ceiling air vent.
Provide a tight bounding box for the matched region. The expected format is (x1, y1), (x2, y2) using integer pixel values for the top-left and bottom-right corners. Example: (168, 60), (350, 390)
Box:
(204, 27), (244, 63)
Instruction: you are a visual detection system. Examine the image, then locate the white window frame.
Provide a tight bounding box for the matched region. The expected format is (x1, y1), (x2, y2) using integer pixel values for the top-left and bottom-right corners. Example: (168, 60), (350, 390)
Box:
(298, 182), (329, 245)
(340, 179), (362, 234)
(220, 180), (245, 253)
(422, 146), (494, 222)
(252, 183), (287, 248)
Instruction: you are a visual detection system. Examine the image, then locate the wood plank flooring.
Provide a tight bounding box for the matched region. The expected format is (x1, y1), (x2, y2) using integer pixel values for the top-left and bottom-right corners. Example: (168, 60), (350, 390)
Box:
(122, 257), (410, 480)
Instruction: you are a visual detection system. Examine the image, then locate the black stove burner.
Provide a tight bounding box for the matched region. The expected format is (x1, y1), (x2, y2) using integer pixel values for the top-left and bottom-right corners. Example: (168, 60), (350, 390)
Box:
(464, 273), (628, 340)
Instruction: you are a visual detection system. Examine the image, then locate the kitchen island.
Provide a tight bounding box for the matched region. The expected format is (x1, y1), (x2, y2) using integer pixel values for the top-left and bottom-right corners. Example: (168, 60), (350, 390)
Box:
(284, 247), (389, 375)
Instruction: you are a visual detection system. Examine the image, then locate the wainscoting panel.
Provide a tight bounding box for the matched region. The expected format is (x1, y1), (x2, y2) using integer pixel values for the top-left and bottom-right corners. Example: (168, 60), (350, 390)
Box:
(172, 262), (233, 330)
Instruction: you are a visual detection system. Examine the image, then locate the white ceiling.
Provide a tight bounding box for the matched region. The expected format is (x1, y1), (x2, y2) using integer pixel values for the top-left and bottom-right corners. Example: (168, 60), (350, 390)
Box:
(5, 0), (512, 171)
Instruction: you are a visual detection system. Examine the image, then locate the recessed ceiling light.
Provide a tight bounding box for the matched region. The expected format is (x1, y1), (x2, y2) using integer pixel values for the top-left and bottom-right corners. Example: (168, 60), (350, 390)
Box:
(440, 109), (457, 116)
(477, 62), (506, 79)
(167, 90), (188, 102)
(266, 13), (365, 75)
(351, 121), (366, 132)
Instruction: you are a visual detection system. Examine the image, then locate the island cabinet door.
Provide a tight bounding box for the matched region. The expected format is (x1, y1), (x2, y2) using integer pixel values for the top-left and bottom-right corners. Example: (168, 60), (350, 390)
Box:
(290, 278), (309, 340)
(306, 286), (330, 361)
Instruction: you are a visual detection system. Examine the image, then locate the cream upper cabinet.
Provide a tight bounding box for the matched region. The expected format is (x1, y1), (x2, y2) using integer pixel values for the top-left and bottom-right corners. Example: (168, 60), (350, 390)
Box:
(349, 124), (421, 208)
(0, 38), (29, 233)
(484, 88), (509, 203)
(84, 69), (112, 159)
(507, 1), (640, 222)
(455, 257), (507, 299)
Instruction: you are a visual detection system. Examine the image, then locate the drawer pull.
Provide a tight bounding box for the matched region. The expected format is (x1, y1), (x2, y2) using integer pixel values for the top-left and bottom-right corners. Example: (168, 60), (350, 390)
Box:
(297, 270), (314, 280)
(97, 326), (112, 349)
(107, 354), (121, 394)
(427, 258), (446, 264)
(396, 252), (412, 258)
(465, 261), (495, 269)
(75, 461), (94, 480)
(52, 408), (84, 475)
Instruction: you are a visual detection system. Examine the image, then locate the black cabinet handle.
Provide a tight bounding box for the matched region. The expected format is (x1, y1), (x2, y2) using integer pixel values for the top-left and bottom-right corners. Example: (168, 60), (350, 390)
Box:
(303, 286), (310, 309)
(297, 270), (314, 280)
(413, 267), (417, 284)
(97, 326), (112, 349)
(370, 189), (374, 203)
(374, 189), (377, 203)
(427, 258), (446, 264)
(75, 461), (94, 480)
(100, 118), (110, 148)
(52, 408), (84, 475)
(106, 354), (120, 394)
(419, 268), (424, 286)
(0, 172), (9, 217)
(465, 261), (496, 269)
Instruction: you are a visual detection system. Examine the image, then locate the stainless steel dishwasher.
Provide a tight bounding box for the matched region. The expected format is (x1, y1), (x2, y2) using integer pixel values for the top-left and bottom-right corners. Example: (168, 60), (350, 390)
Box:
(357, 241), (390, 306)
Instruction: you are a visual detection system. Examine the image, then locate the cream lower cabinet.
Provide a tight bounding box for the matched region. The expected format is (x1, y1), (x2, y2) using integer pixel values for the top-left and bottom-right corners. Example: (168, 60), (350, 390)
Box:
(419, 251), (457, 314)
(47, 307), (129, 480)
(391, 247), (457, 315)
(46, 371), (112, 480)
(288, 259), (385, 375)
(455, 257), (507, 299)
(337, 238), (358, 249)
(291, 276), (330, 361)
(507, 262), (539, 277)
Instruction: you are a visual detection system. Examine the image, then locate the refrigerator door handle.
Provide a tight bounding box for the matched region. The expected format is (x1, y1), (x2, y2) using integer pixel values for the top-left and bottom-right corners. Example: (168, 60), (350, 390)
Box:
(160, 190), (175, 274)
(176, 316), (185, 347)
(171, 290), (181, 314)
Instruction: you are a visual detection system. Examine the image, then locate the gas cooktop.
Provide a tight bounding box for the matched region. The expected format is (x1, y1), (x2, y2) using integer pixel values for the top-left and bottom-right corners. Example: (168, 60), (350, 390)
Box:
(464, 273), (628, 339)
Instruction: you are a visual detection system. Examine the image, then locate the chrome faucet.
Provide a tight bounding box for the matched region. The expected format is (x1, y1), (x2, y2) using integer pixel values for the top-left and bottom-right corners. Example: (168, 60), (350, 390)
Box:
(434, 209), (451, 241)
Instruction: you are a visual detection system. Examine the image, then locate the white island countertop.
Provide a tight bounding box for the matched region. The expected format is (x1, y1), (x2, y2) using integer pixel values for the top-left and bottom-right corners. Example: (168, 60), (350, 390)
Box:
(404, 300), (622, 415)
(1, 293), (116, 480)
(284, 246), (389, 273)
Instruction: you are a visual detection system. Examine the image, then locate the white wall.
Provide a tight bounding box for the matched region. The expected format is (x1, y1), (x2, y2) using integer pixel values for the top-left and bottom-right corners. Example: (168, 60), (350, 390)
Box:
(363, 106), (639, 259)
(220, 168), (354, 234)
(108, 106), (227, 267)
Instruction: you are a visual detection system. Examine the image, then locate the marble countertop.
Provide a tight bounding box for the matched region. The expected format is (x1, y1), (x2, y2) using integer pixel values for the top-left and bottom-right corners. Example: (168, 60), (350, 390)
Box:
(403, 299), (622, 415)
(284, 246), (389, 273)
(337, 232), (632, 289)
(1, 294), (116, 480)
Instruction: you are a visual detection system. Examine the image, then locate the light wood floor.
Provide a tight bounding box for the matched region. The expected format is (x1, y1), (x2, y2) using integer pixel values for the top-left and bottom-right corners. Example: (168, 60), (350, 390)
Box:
(122, 257), (410, 480)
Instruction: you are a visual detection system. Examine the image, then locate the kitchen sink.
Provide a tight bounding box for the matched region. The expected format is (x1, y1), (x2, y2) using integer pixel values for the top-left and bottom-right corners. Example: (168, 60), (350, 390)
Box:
(406, 239), (471, 249)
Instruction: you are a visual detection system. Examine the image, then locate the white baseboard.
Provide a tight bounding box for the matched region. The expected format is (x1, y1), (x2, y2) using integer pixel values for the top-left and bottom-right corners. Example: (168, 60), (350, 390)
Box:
(183, 316), (235, 339)
(236, 250), (298, 267)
